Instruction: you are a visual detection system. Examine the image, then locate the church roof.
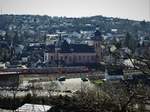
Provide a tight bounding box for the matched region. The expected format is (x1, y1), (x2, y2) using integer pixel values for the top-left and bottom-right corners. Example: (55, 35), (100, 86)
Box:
(69, 44), (95, 53)
(45, 43), (95, 53)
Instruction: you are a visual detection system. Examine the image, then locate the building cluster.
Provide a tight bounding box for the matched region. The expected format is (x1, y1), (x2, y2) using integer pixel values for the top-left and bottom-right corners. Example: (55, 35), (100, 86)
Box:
(20, 30), (103, 68)
(0, 28), (149, 69)
(0, 15), (150, 68)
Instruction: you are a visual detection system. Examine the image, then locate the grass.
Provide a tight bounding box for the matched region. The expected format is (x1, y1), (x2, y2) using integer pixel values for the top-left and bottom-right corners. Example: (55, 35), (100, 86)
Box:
(92, 79), (104, 86)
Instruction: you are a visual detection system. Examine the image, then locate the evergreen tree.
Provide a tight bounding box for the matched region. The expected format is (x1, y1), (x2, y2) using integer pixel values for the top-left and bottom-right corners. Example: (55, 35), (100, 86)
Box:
(124, 32), (138, 52)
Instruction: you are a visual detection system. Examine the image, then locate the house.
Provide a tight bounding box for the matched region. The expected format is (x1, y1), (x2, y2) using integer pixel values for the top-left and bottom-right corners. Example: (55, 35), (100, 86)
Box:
(0, 63), (6, 69)
(105, 67), (124, 81)
(45, 34), (59, 45)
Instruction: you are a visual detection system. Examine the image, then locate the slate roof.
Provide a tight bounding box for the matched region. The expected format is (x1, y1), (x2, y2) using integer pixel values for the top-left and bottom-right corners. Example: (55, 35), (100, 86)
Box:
(45, 43), (95, 53)
(69, 44), (95, 53)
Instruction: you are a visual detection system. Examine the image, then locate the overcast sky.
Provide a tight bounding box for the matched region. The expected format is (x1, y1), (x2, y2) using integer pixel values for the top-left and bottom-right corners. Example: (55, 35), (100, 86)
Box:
(0, 0), (150, 21)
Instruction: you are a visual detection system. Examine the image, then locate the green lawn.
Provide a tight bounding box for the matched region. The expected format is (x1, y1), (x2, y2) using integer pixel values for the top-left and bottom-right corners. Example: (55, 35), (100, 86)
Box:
(92, 80), (104, 86)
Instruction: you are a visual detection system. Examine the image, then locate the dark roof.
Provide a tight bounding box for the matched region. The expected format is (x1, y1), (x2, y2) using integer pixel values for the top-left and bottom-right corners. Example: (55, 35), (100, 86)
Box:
(21, 52), (29, 57)
(0, 41), (9, 49)
(107, 68), (124, 76)
(95, 30), (101, 37)
(45, 43), (95, 53)
(69, 44), (95, 53)
(132, 74), (150, 80)
(45, 45), (55, 53)
(26, 44), (45, 51)
(91, 30), (102, 41)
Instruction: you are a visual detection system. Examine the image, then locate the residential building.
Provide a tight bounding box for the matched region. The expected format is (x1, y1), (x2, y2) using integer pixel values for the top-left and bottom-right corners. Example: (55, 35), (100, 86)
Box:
(105, 67), (124, 81)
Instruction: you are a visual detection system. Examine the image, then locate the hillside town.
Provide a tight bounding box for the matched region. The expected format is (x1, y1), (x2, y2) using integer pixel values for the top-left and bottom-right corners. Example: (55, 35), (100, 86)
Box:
(0, 15), (150, 69)
(0, 15), (150, 112)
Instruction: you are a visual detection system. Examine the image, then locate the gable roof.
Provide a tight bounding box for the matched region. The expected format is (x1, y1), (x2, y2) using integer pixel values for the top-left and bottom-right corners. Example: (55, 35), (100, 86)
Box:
(69, 44), (95, 53)
(45, 43), (95, 53)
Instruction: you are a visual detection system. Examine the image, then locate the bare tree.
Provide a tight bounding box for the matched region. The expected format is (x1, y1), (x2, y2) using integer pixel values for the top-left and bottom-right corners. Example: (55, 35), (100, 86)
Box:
(46, 81), (58, 97)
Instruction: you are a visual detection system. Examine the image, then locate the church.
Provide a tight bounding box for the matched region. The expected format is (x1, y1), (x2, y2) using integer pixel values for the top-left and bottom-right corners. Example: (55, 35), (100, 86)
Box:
(44, 30), (102, 66)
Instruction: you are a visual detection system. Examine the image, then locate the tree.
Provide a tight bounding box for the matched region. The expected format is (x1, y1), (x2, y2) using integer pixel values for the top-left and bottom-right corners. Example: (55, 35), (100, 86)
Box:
(46, 81), (58, 97)
(124, 32), (138, 52)
(0, 47), (10, 62)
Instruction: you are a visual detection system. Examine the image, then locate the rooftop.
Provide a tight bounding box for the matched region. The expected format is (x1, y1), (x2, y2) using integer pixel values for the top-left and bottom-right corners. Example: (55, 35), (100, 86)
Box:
(46, 40), (95, 53)
(16, 103), (52, 112)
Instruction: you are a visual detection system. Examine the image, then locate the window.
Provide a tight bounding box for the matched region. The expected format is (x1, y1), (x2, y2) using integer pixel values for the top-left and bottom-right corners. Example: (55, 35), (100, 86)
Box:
(79, 56), (81, 60)
(60, 56), (63, 61)
(69, 56), (72, 61)
(91, 56), (95, 60)
(51, 56), (53, 60)
(83, 56), (85, 59)
(65, 56), (67, 59)
(73, 56), (76, 60)
(44, 55), (48, 61)
(87, 56), (90, 61)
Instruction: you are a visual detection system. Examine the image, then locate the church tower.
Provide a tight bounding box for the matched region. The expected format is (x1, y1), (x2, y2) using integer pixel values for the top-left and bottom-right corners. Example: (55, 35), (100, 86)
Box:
(91, 28), (103, 62)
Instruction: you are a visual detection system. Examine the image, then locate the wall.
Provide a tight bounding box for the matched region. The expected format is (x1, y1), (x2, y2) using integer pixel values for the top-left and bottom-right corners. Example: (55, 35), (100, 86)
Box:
(45, 52), (97, 65)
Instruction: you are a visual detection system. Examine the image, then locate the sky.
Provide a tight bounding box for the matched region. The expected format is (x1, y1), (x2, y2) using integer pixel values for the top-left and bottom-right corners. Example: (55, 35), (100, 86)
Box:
(0, 0), (150, 21)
